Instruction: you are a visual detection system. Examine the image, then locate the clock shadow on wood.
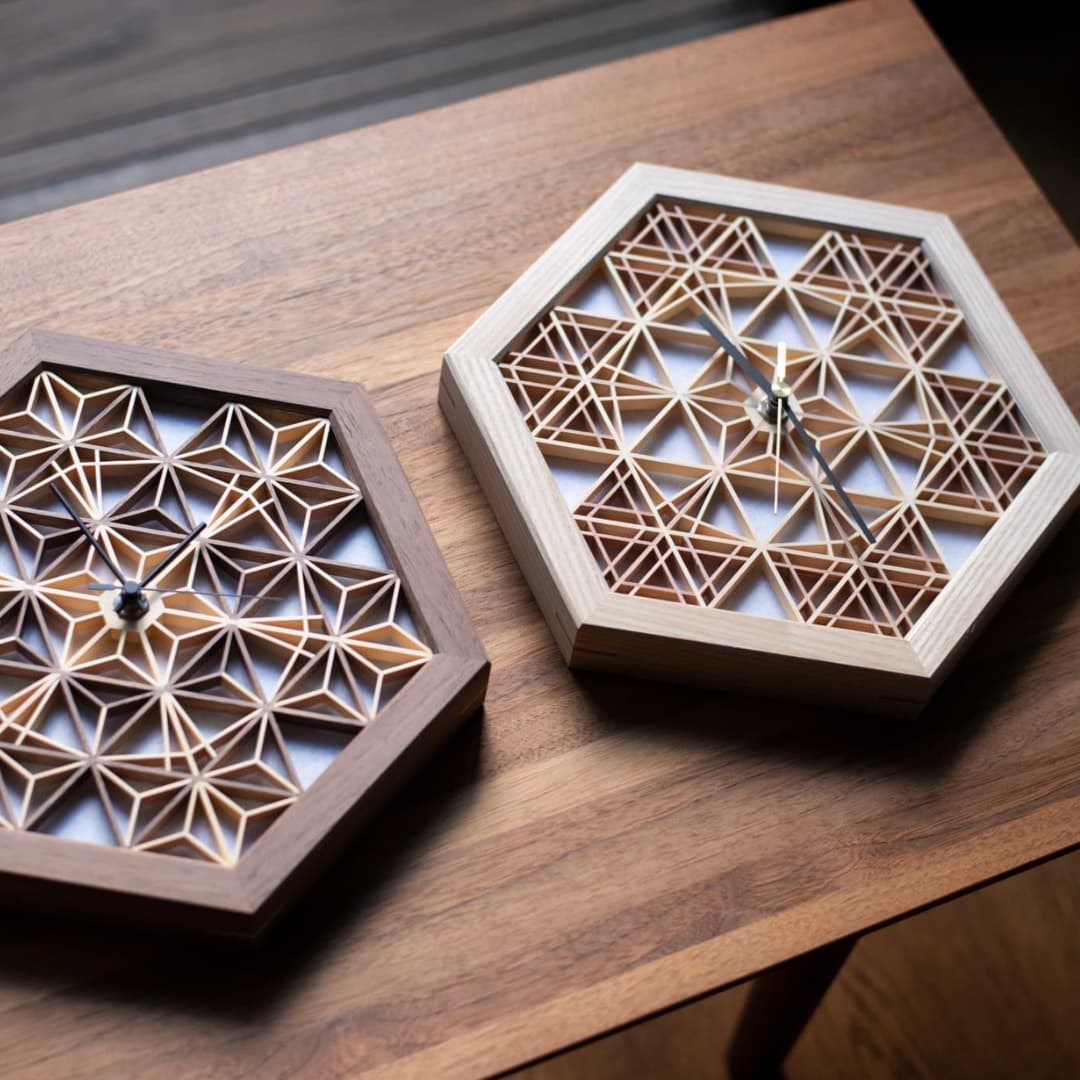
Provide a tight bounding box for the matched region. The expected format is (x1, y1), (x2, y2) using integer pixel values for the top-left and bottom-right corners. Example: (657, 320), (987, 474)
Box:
(574, 513), (1077, 782)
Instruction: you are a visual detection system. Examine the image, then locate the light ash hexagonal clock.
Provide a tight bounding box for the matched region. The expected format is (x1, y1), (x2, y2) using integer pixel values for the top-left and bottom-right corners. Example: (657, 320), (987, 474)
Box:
(440, 164), (1079, 716)
(0, 331), (487, 937)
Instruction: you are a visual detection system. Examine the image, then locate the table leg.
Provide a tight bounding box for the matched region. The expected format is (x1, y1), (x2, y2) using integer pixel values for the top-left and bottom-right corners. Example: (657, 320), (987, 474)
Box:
(727, 935), (857, 1079)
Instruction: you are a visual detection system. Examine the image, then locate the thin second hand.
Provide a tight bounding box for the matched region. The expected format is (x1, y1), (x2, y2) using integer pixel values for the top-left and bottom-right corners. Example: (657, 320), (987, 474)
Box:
(773, 342), (787, 515)
(773, 400), (782, 514)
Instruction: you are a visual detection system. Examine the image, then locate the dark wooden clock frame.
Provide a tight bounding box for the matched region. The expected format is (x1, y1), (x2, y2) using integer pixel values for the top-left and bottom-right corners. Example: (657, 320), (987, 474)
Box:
(0, 330), (489, 939)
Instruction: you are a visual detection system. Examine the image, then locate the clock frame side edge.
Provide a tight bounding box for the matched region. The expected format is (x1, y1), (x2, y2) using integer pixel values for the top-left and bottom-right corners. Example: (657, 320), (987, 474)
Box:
(571, 591), (932, 718)
(0, 830), (256, 937)
(908, 451), (1080, 684)
(229, 381), (492, 936)
(630, 164), (949, 240)
(234, 650), (489, 938)
(439, 350), (603, 661)
(328, 383), (487, 661)
(0, 331), (41, 392)
(18, 329), (360, 411)
(437, 164), (689, 663)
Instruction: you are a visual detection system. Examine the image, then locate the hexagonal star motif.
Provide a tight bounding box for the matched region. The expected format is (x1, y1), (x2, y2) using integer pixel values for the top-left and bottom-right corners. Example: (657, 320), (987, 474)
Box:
(441, 165), (1079, 716)
(0, 331), (487, 936)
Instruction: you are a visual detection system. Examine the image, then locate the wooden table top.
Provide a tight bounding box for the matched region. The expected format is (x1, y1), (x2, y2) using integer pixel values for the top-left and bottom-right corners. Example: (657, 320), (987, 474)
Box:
(1, 1), (1078, 1076)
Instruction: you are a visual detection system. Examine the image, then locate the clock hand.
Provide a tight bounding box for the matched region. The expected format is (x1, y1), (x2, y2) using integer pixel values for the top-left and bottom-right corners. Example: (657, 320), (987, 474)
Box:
(773, 339), (787, 387)
(695, 314), (874, 543)
(772, 342), (789, 514)
(696, 314), (772, 395)
(138, 522), (207, 589)
(784, 407), (876, 544)
(49, 482), (126, 583)
(86, 583), (273, 601)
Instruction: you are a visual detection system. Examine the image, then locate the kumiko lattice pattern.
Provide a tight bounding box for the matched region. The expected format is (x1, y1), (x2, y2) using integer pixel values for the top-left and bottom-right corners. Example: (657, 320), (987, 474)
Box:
(0, 371), (430, 864)
(497, 200), (1045, 636)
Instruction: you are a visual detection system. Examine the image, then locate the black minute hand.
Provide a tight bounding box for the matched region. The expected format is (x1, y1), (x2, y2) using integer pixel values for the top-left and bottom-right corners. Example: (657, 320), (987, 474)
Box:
(785, 407), (876, 544)
(139, 522), (207, 589)
(696, 314), (772, 395)
(50, 482), (126, 583)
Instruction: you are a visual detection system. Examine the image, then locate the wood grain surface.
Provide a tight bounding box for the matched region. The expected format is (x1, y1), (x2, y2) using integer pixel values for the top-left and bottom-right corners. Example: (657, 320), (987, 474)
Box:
(0, 1), (1078, 1077)
(525, 849), (1080, 1078)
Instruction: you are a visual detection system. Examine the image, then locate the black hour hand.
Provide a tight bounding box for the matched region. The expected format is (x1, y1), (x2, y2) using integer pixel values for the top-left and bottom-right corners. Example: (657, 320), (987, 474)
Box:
(139, 523), (208, 589)
(50, 482), (126, 583)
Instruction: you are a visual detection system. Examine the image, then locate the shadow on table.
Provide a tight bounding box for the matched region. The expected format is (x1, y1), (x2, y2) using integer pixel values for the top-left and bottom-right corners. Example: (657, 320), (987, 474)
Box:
(0, 707), (487, 1024)
(575, 512), (1078, 783)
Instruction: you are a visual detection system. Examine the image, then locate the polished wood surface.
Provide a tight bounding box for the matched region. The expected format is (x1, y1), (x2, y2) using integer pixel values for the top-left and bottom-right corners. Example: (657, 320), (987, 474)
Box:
(526, 848), (1080, 1078)
(0, 1), (1078, 1076)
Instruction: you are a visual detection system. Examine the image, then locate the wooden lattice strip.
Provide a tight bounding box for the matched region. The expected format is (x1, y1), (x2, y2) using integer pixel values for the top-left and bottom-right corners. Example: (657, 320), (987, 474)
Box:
(789, 231), (870, 296)
(767, 549), (867, 627)
(605, 251), (691, 317)
(877, 297), (964, 363)
(610, 199), (735, 266)
(0, 743), (87, 830)
(959, 385), (1045, 476)
(489, 197), (1056, 645)
(0, 370), (433, 865)
(919, 368), (1004, 436)
(828, 292), (908, 361)
(960, 393), (1046, 507)
(499, 313), (629, 453)
(699, 216), (778, 280)
(806, 560), (902, 636)
(845, 231), (957, 308)
(667, 528), (757, 607)
(916, 442), (1001, 515)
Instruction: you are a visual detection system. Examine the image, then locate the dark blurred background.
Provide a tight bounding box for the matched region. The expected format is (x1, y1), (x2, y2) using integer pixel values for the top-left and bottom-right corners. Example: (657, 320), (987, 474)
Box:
(0, 0), (1076, 237)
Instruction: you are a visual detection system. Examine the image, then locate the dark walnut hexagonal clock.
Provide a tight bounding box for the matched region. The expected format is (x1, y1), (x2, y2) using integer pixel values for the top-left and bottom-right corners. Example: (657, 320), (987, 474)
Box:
(441, 164), (1079, 716)
(0, 331), (487, 937)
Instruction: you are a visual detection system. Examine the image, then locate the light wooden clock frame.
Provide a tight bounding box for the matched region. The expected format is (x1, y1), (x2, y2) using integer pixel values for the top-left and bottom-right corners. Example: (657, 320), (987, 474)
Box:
(440, 164), (1080, 716)
(0, 331), (488, 938)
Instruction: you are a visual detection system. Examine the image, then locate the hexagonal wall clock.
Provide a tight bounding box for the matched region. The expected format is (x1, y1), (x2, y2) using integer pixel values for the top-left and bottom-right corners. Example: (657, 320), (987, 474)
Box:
(0, 331), (487, 937)
(440, 164), (1079, 716)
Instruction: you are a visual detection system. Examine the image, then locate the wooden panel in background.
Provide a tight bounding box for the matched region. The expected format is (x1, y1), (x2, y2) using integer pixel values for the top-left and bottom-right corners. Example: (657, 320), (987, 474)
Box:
(0, 1), (1077, 1077)
(0, 0), (813, 211)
